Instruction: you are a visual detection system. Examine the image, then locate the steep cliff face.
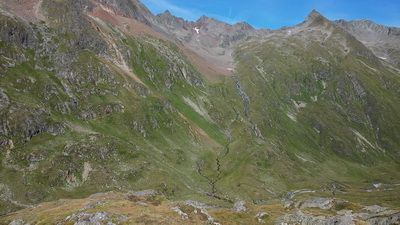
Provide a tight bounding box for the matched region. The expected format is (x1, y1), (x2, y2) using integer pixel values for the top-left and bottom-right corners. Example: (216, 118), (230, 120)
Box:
(0, 0), (399, 221)
(0, 14), (37, 48)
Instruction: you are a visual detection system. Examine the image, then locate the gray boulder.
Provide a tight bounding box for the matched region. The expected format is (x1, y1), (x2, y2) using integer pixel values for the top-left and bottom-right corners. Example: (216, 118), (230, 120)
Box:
(300, 198), (334, 210)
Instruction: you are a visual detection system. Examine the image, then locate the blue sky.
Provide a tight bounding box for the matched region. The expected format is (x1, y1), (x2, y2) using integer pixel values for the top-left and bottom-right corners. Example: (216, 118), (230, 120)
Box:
(140, 0), (400, 29)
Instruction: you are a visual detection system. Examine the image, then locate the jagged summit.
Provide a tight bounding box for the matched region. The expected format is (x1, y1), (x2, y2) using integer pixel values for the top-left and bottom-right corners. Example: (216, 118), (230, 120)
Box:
(157, 9), (180, 20)
(336, 18), (400, 36)
(306, 9), (323, 20)
(196, 15), (210, 22)
(194, 14), (254, 30)
(155, 9), (261, 51)
(163, 10), (172, 16)
(302, 9), (330, 27)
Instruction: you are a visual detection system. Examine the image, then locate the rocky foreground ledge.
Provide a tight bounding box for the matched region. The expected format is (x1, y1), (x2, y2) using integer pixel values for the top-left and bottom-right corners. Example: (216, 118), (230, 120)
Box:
(1, 190), (399, 225)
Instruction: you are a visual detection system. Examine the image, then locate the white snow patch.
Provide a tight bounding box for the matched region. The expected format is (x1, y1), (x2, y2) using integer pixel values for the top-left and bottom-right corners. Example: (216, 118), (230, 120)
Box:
(193, 27), (200, 34)
(379, 57), (387, 60)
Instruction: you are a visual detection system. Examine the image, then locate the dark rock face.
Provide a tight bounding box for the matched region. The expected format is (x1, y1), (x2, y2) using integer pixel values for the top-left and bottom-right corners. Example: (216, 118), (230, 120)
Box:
(0, 15), (36, 48)
(0, 108), (66, 143)
(0, 137), (8, 148)
(0, 89), (9, 111)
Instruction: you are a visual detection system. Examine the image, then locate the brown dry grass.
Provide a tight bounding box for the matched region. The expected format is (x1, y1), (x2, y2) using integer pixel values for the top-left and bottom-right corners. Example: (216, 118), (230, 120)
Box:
(0, 192), (283, 224)
(2, 190), (399, 225)
(86, 5), (169, 42)
(86, 3), (232, 83)
(0, 0), (42, 21)
(179, 45), (233, 82)
(0, 192), (182, 224)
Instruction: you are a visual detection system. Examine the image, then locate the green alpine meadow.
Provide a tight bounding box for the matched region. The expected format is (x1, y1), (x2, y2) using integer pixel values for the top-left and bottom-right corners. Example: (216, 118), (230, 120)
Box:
(0, 0), (399, 224)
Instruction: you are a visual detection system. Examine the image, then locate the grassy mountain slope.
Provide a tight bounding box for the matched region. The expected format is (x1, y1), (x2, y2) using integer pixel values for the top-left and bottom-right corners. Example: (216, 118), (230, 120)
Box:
(0, 1), (399, 222)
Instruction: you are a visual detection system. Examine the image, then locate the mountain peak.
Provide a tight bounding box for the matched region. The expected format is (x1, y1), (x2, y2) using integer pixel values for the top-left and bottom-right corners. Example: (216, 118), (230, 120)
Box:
(306, 9), (323, 21)
(157, 10), (175, 19)
(234, 21), (254, 30)
(302, 9), (330, 27)
(197, 15), (211, 22)
(163, 10), (172, 16)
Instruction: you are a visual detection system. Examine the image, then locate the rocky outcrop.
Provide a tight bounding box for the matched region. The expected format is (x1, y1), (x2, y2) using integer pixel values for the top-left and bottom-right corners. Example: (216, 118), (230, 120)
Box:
(171, 206), (189, 220)
(278, 199), (400, 225)
(255, 212), (269, 223)
(232, 201), (247, 213)
(277, 210), (328, 224)
(300, 198), (334, 210)
(0, 89), (9, 111)
(127, 189), (156, 197)
(0, 14), (37, 48)
(0, 137), (8, 148)
(276, 209), (400, 225)
(180, 201), (221, 225)
(64, 212), (127, 224)
(367, 214), (400, 224)
(0, 108), (66, 143)
(41, 0), (108, 53)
